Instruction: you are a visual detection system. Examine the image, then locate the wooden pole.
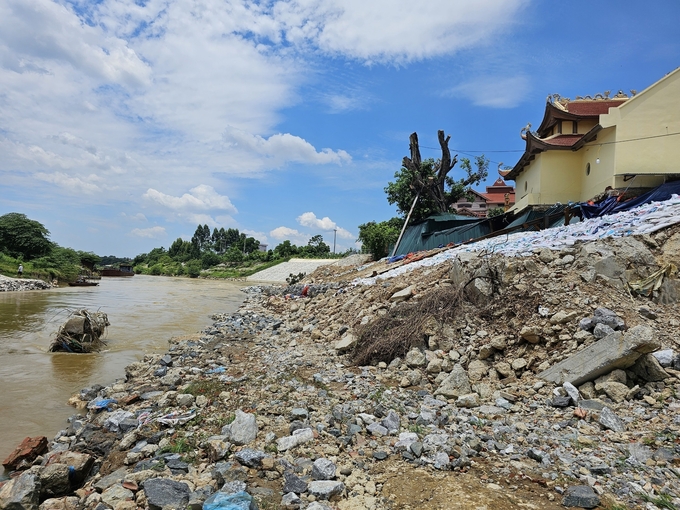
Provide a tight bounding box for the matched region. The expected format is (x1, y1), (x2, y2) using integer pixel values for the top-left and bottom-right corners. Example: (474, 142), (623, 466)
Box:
(391, 191), (419, 257)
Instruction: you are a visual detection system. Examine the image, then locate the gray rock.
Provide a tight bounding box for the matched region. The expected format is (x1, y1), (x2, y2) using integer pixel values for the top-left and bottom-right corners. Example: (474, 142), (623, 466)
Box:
(410, 442), (423, 457)
(222, 410), (258, 446)
(390, 286), (413, 302)
(39, 464), (70, 499)
(143, 478), (190, 510)
(639, 307), (658, 320)
(592, 307), (625, 330)
(93, 467), (128, 492)
(307, 481), (345, 500)
(627, 443), (653, 465)
(366, 422), (388, 436)
(276, 428), (314, 451)
(188, 486), (213, 510)
(592, 323), (615, 339)
(561, 485), (600, 509)
(456, 393), (480, 408)
(234, 448), (267, 468)
(405, 348), (426, 368)
(579, 317), (594, 331)
(538, 325), (659, 386)
(283, 472), (308, 494)
(630, 353), (668, 382)
(467, 359), (488, 381)
(380, 410), (400, 434)
(599, 407), (625, 433)
(578, 399), (606, 411)
(563, 381), (580, 404)
(311, 458), (336, 480)
(434, 364), (471, 398)
(334, 334), (357, 354)
(597, 381), (629, 403)
(653, 349), (674, 367)
(281, 492), (302, 508)
(290, 408), (308, 421)
(0, 471), (40, 510)
(101, 484), (134, 508)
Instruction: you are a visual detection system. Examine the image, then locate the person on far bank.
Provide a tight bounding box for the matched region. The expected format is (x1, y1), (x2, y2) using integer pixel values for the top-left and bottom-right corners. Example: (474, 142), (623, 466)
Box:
(18, 264), (23, 277)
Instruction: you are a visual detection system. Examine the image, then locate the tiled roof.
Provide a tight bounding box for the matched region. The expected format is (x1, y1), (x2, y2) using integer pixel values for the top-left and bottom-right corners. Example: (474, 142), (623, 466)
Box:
(482, 192), (515, 205)
(541, 134), (583, 147)
(565, 100), (626, 116)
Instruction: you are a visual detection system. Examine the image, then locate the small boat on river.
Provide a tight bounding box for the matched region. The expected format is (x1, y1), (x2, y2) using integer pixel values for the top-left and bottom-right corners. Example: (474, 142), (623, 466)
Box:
(68, 278), (99, 287)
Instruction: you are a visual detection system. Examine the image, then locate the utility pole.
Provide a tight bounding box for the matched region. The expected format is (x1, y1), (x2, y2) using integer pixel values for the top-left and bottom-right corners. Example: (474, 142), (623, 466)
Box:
(333, 229), (337, 254)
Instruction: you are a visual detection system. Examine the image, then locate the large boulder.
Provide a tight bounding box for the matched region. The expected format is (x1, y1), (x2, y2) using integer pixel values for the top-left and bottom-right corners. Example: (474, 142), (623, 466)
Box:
(434, 364), (471, 398)
(538, 325), (659, 386)
(0, 471), (41, 510)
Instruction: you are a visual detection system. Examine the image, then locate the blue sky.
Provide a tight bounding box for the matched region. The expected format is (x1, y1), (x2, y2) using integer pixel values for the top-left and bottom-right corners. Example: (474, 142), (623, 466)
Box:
(1, 0), (678, 257)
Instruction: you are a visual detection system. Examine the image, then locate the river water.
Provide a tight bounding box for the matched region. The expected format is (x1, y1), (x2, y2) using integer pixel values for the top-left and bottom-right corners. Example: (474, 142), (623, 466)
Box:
(0, 275), (246, 468)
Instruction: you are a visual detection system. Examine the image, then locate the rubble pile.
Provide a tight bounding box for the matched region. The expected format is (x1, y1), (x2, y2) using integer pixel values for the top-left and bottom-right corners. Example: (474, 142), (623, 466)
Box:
(49, 310), (110, 353)
(0, 275), (51, 292)
(3, 209), (680, 509)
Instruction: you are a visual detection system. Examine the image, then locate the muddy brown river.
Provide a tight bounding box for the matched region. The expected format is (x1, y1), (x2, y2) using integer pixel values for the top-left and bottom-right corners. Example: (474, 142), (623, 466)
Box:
(0, 275), (246, 470)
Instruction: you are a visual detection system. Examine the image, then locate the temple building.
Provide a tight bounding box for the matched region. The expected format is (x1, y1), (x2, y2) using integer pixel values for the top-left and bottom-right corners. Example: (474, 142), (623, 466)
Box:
(451, 178), (515, 217)
(502, 67), (680, 212)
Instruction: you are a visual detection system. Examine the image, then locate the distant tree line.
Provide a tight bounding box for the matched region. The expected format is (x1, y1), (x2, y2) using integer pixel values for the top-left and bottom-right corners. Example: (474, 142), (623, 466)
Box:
(0, 212), (100, 281)
(132, 224), (339, 278)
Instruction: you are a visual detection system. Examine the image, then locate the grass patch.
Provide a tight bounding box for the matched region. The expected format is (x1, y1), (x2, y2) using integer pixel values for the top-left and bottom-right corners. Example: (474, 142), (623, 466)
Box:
(352, 286), (463, 366)
(640, 493), (677, 509)
(182, 380), (225, 400)
(158, 437), (193, 455)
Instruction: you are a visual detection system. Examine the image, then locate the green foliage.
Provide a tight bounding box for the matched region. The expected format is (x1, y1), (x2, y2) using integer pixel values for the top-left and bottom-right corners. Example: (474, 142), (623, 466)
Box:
(274, 240), (297, 258)
(183, 380), (225, 399)
(0, 213), (53, 260)
(286, 272), (306, 285)
(306, 234), (330, 257)
(385, 155), (489, 224)
(357, 218), (402, 259)
(201, 251), (221, 269)
(77, 251), (101, 267)
(639, 493), (677, 510)
(487, 206), (505, 218)
(185, 260), (202, 278)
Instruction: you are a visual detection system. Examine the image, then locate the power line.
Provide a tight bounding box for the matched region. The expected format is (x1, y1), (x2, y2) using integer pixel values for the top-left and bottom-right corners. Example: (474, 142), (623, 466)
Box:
(595, 130), (680, 146)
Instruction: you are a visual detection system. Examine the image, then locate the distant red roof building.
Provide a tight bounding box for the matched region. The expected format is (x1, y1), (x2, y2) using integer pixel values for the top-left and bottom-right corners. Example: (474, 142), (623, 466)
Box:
(451, 178), (515, 217)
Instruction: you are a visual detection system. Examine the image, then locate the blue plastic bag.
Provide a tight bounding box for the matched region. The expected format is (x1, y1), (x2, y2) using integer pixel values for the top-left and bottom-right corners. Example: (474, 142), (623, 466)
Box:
(202, 491), (255, 510)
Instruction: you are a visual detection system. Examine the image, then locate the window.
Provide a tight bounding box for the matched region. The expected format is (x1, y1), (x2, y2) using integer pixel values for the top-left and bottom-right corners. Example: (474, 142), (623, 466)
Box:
(478, 204), (486, 208)
(524, 181), (528, 192)
(586, 163), (591, 176)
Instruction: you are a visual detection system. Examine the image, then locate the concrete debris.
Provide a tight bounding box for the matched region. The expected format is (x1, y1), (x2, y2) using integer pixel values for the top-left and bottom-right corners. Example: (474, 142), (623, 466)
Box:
(7, 199), (680, 510)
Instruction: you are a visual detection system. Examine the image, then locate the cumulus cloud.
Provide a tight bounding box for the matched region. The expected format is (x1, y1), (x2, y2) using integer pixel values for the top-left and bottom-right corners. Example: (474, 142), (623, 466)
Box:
(34, 171), (102, 194)
(296, 212), (354, 239)
(223, 128), (351, 167)
(130, 226), (166, 239)
(447, 75), (530, 108)
(261, 0), (529, 63)
(143, 185), (237, 214)
(269, 226), (310, 245)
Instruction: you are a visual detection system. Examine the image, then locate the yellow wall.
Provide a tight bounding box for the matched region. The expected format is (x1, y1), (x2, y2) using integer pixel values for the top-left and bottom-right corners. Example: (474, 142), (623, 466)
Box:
(600, 68), (680, 177)
(512, 68), (680, 210)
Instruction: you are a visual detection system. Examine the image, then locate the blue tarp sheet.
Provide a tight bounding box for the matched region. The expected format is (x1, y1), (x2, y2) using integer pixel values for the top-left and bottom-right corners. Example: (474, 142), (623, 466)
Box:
(580, 180), (680, 219)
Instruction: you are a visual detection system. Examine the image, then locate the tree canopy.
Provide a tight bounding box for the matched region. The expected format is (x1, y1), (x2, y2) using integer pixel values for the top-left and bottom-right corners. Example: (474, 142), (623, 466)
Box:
(0, 213), (53, 260)
(385, 131), (489, 224)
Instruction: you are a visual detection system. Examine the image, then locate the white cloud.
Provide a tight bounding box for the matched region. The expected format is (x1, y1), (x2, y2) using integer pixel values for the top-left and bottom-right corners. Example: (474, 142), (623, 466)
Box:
(269, 226), (310, 245)
(296, 212), (354, 239)
(447, 75), (530, 108)
(223, 128), (351, 167)
(242, 229), (269, 244)
(143, 185), (237, 214)
(130, 226), (166, 238)
(34, 171), (101, 194)
(266, 0), (529, 63)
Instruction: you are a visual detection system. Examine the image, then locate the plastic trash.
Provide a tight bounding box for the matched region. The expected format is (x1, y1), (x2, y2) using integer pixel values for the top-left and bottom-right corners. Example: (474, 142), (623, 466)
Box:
(156, 409), (197, 426)
(87, 398), (117, 411)
(206, 367), (226, 374)
(202, 490), (254, 510)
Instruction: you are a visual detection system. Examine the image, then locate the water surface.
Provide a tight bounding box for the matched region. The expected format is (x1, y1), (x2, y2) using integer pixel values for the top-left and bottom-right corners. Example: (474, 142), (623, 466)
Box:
(0, 275), (246, 467)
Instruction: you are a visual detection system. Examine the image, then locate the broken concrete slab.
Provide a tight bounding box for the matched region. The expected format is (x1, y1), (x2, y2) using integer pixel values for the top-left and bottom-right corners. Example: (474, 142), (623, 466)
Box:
(389, 286), (413, 303)
(537, 325), (659, 386)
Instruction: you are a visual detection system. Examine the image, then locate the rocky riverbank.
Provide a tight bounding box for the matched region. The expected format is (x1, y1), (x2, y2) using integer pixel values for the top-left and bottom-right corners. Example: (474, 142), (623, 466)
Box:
(3, 219), (680, 510)
(0, 275), (52, 292)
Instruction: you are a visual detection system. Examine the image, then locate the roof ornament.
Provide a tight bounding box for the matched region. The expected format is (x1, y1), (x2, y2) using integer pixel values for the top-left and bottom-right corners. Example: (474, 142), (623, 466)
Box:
(613, 90), (629, 98)
(630, 89), (637, 96)
(520, 123), (532, 140)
